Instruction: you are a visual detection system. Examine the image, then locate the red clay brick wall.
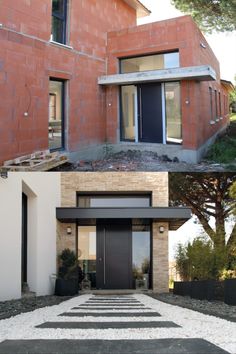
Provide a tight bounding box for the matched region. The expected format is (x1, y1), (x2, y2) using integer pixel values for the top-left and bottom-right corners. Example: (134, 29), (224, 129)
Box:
(0, 0), (136, 163)
(106, 16), (230, 150)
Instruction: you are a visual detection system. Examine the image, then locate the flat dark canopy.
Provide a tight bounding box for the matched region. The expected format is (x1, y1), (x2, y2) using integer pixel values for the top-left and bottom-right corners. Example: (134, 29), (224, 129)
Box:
(56, 207), (191, 230)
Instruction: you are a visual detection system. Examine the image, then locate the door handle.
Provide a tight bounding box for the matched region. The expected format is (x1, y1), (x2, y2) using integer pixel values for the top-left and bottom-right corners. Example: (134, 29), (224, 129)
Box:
(99, 258), (103, 262)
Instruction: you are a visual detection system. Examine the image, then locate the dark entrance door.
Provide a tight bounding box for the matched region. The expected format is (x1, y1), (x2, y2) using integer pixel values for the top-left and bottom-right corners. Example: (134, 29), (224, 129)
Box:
(138, 83), (163, 143)
(22, 193), (28, 287)
(96, 220), (132, 289)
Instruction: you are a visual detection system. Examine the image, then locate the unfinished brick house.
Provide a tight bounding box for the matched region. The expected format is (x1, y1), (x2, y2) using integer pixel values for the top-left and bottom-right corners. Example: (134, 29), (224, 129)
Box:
(0, 0), (232, 164)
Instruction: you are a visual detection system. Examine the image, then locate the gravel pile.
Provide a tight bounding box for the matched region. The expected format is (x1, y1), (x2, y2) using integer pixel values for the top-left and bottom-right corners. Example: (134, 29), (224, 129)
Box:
(0, 295), (72, 320)
(149, 293), (236, 322)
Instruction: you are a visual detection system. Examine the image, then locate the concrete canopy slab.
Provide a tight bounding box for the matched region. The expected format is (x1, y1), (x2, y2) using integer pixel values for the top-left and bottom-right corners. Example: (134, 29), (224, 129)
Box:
(98, 65), (216, 85)
(56, 207), (191, 230)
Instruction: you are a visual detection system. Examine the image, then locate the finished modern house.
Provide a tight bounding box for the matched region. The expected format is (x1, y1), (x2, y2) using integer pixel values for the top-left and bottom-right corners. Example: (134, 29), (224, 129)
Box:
(0, 172), (191, 301)
(0, 0), (232, 165)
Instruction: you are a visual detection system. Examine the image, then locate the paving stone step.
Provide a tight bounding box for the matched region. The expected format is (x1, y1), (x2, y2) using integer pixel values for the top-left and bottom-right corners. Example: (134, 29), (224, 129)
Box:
(36, 321), (180, 329)
(0, 339), (229, 354)
(72, 306), (151, 310)
(79, 303), (145, 306)
(84, 302), (141, 304)
(59, 311), (161, 317)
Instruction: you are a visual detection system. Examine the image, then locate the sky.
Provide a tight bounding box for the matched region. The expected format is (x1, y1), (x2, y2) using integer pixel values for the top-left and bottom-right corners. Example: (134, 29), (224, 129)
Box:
(138, 0), (236, 83)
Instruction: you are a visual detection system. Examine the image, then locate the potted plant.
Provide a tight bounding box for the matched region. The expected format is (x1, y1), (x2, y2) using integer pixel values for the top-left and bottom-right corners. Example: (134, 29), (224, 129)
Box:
(55, 249), (79, 296)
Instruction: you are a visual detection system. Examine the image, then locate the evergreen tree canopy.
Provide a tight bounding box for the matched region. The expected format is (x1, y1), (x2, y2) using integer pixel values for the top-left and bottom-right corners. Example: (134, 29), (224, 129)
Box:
(169, 173), (236, 259)
(171, 0), (236, 33)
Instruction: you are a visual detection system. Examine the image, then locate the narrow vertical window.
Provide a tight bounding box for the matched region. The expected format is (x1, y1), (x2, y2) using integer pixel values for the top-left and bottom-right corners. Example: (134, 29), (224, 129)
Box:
(49, 79), (65, 150)
(209, 87), (214, 121)
(219, 92), (222, 117)
(51, 0), (67, 44)
(215, 89), (218, 120)
(165, 82), (182, 143)
(121, 86), (136, 141)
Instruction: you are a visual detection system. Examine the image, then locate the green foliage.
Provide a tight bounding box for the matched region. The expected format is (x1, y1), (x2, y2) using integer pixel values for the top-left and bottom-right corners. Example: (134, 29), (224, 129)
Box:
(206, 136), (236, 164)
(58, 248), (78, 280)
(175, 237), (230, 280)
(175, 244), (189, 280)
(171, 0), (236, 33)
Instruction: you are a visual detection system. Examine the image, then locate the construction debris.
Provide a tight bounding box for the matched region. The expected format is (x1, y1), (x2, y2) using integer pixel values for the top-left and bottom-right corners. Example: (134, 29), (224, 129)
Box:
(0, 150), (68, 172)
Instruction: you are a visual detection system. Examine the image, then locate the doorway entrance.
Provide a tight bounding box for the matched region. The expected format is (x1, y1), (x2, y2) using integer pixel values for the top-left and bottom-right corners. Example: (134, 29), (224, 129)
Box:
(77, 219), (151, 291)
(96, 220), (132, 290)
(121, 82), (182, 144)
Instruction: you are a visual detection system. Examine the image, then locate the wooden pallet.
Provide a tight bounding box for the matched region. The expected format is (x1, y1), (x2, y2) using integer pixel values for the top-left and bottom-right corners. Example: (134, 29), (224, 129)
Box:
(0, 150), (68, 171)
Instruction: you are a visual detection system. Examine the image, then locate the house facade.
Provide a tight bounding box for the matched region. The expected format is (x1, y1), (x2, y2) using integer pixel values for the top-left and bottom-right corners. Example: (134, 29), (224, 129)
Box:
(0, 172), (190, 300)
(0, 0), (231, 165)
(56, 172), (190, 292)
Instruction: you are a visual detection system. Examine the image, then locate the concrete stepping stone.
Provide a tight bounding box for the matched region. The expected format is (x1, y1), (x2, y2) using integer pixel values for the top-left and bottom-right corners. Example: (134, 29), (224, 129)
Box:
(0, 339), (229, 354)
(59, 311), (161, 317)
(36, 321), (180, 329)
(79, 303), (145, 306)
(72, 306), (151, 310)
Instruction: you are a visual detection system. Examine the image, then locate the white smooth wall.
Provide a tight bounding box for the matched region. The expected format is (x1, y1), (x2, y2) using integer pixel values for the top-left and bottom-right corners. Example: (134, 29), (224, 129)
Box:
(0, 173), (61, 301)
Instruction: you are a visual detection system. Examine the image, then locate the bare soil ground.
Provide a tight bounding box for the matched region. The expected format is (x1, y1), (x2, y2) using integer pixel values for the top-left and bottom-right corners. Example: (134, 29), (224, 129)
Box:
(53, 150), (232, 172)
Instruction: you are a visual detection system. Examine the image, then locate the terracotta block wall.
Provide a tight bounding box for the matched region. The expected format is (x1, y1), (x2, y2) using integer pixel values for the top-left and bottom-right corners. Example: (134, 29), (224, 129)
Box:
(57, 172), (169, 292)
(106, 16), (230, 150)
(0, 0), (137, 163)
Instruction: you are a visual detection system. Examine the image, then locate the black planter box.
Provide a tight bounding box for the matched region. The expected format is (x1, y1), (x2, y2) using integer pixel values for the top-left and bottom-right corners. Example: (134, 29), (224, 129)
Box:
(173, 281), (191, 296)
(55, 278), (79, 296)
(191, 280), (208, 300)
(224, 279), (236, 305)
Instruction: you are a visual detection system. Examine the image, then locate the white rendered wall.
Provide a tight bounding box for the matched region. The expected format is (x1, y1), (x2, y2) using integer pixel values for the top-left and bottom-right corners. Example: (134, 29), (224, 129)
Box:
(0, 173), (61, 301)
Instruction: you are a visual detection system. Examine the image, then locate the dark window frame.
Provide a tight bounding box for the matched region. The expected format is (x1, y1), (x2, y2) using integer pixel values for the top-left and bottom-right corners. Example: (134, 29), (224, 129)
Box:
(51, 0), (67, 44)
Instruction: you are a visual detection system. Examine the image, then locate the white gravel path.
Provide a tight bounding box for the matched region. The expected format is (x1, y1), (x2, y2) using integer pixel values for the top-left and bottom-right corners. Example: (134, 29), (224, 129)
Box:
(0, 294), (235, 354)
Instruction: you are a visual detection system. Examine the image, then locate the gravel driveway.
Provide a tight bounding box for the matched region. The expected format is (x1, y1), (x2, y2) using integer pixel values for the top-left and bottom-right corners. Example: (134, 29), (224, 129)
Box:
(0, 294), (235, 353)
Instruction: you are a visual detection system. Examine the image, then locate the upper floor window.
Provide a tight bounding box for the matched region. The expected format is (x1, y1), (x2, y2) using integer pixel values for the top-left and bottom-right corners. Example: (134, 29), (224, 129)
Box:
(51, 0), (67, 44)
(120, 52), (179, 74)
(77, 194), (151, 208)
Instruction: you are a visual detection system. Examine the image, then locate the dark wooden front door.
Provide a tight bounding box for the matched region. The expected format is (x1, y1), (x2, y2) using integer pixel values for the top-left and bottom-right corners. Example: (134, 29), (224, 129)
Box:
(96, 220), (132, 289)
(138, 83), (163, 143)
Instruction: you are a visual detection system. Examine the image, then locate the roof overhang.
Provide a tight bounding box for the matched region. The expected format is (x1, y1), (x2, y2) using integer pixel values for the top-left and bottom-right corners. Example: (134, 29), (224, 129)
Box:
(221, 79), (235, 92)
(123, 0), (151, 18)
(98, 65), (216, 86)
(56, 207), (191, 230)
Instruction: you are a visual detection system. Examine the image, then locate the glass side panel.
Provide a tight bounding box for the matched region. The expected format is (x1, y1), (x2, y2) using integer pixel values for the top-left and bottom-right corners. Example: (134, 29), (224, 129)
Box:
(132, 224), (151, 290)
(51, 16), (64, 43)
(52, 0), (65, 15)
(121, 85), (136, 141)
(120, 52), (179, 74)
(78, 226), (96, 289)
(78, 195), (151, 208)
(49, 80), (63, 150)
(165, 82), (182, 143)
